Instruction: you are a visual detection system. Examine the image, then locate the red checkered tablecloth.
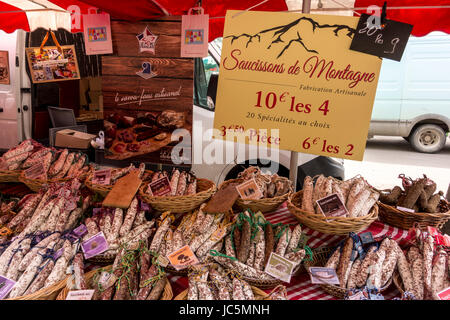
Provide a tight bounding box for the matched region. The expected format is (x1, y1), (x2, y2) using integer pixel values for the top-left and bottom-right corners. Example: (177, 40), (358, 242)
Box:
(169, 203), (413, 300)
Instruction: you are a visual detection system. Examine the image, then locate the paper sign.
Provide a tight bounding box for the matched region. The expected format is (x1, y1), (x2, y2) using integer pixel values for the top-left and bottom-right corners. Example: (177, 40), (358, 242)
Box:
(72, 224), (88, 238)
(66, 289), (95, 300)
(81, 231), (109, 259)
(148, 177), (172, 196)
(347, 290), (367, 300)
(167, 245), (199, 271)
(369, 292), (385, 300)
(92, 168), (111, 185)
(156, 255), (170, 267)
(396, 206), (415, 213)
(359, 232), (375, 244)
(350, 13), (413, 61)
(264, 252), (296, 283)
(236, 178), (263, 200)
(98, 271), (118, 291)
(308, 267), (340, 285)
(316, 194), (348, 219)
(24, 162), (47, 180)
(213, 11), (382, 161)
(0, 275), (15, 300)
(437, 287), (450, 300)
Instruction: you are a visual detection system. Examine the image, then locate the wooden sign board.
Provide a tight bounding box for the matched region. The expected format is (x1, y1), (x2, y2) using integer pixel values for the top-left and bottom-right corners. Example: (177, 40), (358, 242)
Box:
(213, 11), (382, 161)
(102, 171), (142, 209)
(25, 45), (81, 83)
(102, 17), (194, 165)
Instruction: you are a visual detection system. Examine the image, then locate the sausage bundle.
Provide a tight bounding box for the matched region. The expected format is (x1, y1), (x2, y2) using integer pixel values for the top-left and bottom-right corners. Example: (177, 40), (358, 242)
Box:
(300, 175), (379, 217)
(0, 139), (91, 180)
(91, 243), (168, 300)
(211, 210), (307, 281)
(395, 228), (449, 300)
(379, 174), (447, 213)
(145, 169), (198, 197)
(81, 197), (155, 256)
(186, 263), (260, 300)
(149, 205), (228, 263)
(323, 235), (396, 290)
(236, 166), (293, 198)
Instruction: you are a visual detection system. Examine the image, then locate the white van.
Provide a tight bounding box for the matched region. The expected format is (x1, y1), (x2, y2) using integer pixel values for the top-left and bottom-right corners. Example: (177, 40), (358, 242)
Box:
(369, 31), (450, 153)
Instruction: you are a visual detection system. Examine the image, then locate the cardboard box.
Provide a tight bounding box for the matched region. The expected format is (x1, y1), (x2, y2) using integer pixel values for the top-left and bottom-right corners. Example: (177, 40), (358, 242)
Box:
(55, 129), (96, 149)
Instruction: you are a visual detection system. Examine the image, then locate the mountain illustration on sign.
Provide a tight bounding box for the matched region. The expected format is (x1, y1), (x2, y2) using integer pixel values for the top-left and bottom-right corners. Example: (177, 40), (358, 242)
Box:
(177, 254), (189, 263)
(225, 16), (355, 58)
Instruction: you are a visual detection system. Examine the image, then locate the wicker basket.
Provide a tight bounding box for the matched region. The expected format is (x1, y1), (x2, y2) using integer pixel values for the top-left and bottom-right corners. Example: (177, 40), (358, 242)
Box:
(139, 178), (216, 213)
(219, 178), (290, 213)
(287, 191), (378, 235)
(174, 285), (272, 300)
(56, 265), (173, 300)
(304, 246), (392, 299)
(0, 169), (21, 183)
(378, 201), (450, 230)
(7, 276), (68, 300)
(18, 172), (72, 192)
(85, 169), (154, 197)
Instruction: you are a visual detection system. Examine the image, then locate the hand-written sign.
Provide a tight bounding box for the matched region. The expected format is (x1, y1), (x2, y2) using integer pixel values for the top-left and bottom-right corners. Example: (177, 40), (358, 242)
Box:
(213, 11), (382, 161)
(350, 13), (413, 61)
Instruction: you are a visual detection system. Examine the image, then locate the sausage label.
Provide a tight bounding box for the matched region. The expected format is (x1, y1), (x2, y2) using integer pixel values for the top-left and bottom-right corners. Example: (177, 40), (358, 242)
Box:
(81, 231), (109, 259)
(92, 169), (111, 185)
(236, 179), (263, 200)
(308, 267), (340, 285)
(148, 177), (172, 196)
(0, 275), (15, 300)
(66, 289), (95, 300)
(167, 245), (199, 271)
(316, 193), (348, 219)
(264, 252), (296, 283)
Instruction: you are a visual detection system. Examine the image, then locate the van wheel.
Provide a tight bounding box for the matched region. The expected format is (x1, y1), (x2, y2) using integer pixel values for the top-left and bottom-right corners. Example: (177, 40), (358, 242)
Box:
(410, 124), (446, 153)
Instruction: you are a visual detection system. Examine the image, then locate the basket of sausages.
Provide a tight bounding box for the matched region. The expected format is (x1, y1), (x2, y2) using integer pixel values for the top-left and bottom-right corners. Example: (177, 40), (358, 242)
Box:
(377, 174), (450, 230)
(392, 227), (450, 300)
(287, 175), (379, 235)
(81, 197), (156, 265)
(174, 263), (288, 300)
(0, 139), (45, 183)
(139, 168), (216, 213)
(304, 235), (395, 299)
(148, 205), (231, 277)
(85, 163), (152, 197)
(209, 210), (310, 289)
(219, 166), (293, 213)
(18, 147), (92, 192)
(57, 244), (173, 300)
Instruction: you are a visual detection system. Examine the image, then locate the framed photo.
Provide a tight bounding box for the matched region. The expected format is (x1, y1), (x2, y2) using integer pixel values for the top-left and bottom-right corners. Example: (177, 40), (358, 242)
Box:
(0, 51), (10, 85)
(25, 45), (81, 83)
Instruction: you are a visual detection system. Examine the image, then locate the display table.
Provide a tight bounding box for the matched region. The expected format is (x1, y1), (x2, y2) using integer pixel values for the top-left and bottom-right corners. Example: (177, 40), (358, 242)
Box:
(169, 202), (414, 300)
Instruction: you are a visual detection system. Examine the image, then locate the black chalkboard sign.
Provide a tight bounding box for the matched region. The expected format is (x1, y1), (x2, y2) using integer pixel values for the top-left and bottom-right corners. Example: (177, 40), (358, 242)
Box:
(350, 13), (413, 61)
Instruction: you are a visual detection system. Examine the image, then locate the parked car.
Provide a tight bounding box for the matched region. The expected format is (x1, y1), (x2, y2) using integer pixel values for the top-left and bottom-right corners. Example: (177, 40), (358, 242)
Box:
(369, 31), (450, 153)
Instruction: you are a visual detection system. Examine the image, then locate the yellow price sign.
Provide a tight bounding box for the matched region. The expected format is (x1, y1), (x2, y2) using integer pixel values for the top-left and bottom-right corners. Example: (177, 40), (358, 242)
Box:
(213, 11), (383, 160)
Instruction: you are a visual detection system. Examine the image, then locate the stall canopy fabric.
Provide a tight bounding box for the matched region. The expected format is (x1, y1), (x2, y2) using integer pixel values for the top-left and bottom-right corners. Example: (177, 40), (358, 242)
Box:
(1, 0), (449, 39)
(354, 0), (450, 36)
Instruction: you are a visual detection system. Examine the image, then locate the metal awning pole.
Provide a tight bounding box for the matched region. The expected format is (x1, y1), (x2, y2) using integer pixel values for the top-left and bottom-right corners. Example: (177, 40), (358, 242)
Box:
(289, 0), (311, 192)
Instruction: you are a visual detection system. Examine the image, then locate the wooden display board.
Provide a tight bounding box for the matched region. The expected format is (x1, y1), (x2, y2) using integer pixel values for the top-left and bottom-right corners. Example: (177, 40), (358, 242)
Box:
(102, 17), (194, 164)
